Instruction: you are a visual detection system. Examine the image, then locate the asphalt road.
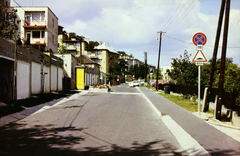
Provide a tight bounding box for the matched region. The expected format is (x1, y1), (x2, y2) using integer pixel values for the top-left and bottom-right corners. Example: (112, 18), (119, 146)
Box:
(0, 84), (188, 155)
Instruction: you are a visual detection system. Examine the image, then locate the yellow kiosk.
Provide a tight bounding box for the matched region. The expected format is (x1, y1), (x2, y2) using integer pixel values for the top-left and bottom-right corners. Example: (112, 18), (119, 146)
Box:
(75, 66), (85, 90)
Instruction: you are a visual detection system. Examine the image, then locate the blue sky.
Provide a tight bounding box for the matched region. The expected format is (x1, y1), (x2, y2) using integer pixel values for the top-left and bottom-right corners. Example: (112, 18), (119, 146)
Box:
(11, 0), (240, 67)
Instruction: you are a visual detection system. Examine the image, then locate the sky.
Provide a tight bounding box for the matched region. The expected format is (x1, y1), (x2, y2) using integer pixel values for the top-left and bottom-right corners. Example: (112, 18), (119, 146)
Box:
(11, 0), (240, 67)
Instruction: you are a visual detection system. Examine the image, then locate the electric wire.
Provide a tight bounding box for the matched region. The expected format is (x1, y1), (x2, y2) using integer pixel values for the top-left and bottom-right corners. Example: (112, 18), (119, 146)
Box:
(160, 0), (185, 31)
(164, 34), (240, 49)
(165, 0), (199, 32)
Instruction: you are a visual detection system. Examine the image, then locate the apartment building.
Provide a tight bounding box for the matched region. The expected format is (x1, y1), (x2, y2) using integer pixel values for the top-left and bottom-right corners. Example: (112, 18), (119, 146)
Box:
(58, 27), (89, 57)
(14, 6), (58, 53)
(84, 41), (119, 84)
(119, 55), (139, 71)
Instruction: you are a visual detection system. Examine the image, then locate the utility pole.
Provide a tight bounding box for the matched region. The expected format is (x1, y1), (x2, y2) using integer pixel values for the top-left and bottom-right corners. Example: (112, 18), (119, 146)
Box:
(156, 31), (166, 90)
(216, 0), (231, 119)
(204, 0), (226, 112)
(144, 52), (147, 82)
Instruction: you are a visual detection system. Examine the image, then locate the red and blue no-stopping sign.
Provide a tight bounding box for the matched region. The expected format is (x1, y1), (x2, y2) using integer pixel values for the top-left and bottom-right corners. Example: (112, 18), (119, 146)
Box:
(192, 32), (207, 46)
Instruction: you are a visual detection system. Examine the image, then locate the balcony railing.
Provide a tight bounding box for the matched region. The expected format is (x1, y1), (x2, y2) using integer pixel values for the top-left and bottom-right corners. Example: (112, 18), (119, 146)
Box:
(23, 19), (46, 27)
(23, 37), (45, 45)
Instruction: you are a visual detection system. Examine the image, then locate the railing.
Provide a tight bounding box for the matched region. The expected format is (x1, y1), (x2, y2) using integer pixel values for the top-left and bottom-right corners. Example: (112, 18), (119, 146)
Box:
(23, 19), (46, 27)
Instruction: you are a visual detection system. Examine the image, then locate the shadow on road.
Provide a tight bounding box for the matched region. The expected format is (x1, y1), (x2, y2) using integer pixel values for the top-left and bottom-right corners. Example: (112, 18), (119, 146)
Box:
(0, 122), (239, 155)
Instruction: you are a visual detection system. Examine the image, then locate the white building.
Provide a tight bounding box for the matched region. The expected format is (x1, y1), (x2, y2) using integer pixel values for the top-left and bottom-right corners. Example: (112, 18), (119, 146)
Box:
(14, 6), (58, 53)
(160, 66), (173, 80)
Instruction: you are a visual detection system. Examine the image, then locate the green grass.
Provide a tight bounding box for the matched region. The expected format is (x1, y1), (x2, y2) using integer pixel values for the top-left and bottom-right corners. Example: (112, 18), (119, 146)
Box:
(159, 92), (199, 112)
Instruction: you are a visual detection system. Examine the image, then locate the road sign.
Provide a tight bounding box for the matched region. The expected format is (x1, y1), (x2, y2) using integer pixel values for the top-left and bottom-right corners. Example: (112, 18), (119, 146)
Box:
(149, 68), (153, 74)
(195, 62), (204, 66)
(192, 50), (207, 62)
(192, 32), (207, 46)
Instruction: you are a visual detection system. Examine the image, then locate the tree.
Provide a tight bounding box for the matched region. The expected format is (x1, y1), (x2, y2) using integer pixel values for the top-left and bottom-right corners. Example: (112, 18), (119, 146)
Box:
(167, 50), (198, 85)
(58, 45), (70, 54)
(117, 51), (127, 56)
(0, 7), (19, 39)
(88, 41), (99, 50)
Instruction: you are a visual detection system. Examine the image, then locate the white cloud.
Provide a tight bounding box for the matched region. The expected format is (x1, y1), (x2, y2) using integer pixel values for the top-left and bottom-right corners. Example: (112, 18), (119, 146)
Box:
(11, 0), (240, 66)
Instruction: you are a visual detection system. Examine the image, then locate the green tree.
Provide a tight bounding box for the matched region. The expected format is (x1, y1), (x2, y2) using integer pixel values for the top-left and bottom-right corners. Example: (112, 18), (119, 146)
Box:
(0, 8), (19, 39)
(88, 41), (99, 50)
(118, 51), (127, 56)
(58, 45), (70, 54)
(167, 50), (198, 85)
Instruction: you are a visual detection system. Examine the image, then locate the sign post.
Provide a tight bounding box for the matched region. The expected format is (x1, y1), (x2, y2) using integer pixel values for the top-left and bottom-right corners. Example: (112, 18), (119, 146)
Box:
(149, 68), (153, 82)
(192, 32), (207, 115)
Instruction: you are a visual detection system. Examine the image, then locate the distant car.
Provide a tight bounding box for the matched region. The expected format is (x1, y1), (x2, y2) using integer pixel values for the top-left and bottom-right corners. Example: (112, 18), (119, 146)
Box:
(129, 81), (139, 87)
(133, 81), (139, 87)
(128, 81), (134, 87)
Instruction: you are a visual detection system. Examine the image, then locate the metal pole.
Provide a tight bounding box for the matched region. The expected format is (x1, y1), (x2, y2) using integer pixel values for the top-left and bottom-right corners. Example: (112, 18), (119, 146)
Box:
(198, 65), (201, 115)
(216, 0), (231, 119)
(204, 0), (226, 112)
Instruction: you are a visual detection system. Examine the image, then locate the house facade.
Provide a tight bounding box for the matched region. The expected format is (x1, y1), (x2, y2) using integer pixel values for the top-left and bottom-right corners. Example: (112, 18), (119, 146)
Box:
(58, 27), (89, 57)
(119, 55), (139, 71)
(83, 41), (119, 84)
(14, 6), (58, 53)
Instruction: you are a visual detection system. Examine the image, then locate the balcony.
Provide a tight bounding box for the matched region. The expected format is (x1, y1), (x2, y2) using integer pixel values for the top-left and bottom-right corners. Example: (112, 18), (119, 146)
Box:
(66, 47), (76, 51)
(23, 37), (45, 45)
(23, 19), (46, 28)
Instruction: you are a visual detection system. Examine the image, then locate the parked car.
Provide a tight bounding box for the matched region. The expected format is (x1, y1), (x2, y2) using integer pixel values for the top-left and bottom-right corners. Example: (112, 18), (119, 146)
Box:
(149, 80), (156, 86)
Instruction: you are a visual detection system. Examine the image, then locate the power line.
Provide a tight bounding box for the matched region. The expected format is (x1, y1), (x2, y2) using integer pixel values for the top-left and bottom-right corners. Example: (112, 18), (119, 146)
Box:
(164, 34), (240, 49)
(160, 0), (185, 31)
(166, 0), (198, 32)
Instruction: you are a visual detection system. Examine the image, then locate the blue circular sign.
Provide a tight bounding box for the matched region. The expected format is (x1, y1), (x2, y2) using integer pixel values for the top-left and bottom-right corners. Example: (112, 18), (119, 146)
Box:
(192, 32), (207, 46)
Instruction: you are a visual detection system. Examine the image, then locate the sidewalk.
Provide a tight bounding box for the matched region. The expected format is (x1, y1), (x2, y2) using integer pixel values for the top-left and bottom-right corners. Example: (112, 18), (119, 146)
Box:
(138, 87), (240, 156)
(0, 91), (87, 127)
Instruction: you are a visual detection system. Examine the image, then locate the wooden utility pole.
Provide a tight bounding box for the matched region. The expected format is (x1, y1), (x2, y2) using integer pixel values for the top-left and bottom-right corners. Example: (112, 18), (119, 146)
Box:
(144, 52), (147, 82)
(216, 0), (231, 119)
(204, 0), (226, 112)
(156, 31), (166, 90)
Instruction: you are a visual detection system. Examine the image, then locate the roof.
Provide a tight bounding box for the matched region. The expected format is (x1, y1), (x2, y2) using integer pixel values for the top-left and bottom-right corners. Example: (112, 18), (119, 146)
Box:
(80, 55), (100, 66)
(94, 41), (119, 54)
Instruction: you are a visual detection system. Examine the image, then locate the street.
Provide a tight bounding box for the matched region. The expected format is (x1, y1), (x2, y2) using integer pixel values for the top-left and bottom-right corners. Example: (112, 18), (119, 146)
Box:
(0, 84), (187, 155)
(0, 84), (240, 155)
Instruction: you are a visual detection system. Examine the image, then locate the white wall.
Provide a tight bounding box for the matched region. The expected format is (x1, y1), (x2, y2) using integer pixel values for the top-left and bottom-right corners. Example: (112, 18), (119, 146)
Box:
(31, 62), (41, 94)
(58, 67), (63, 91)
(17, 61), (30, 99)
(51, 65), (57, 91)
(43, 65), (50, 93)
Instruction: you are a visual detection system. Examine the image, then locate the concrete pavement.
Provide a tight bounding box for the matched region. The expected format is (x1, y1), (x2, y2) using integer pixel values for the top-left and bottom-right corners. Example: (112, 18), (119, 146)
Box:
(0, 84), (239, 155)
(138, 87), (240, 156)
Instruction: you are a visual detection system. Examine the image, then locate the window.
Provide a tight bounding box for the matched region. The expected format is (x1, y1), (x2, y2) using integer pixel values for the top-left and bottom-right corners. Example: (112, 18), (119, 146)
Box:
(52, 35), (54, 43)
(32, 31), (40, 38)
(74, 43), (80, 47)
(32, 14), (40, 20)
(52, 19), (54, 27)
(87, 51), (91, 55)
(41, 13), (45, 20)
(95, 51), (102, 56)
(41, 31), (44, 38)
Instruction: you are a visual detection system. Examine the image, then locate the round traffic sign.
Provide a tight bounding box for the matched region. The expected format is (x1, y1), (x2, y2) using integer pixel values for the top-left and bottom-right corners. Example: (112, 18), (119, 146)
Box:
(192, 32), (207, 46)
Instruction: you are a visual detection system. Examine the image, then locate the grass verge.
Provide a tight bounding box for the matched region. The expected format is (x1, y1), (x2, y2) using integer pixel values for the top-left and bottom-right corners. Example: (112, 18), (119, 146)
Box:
(158, 91), (199, 112)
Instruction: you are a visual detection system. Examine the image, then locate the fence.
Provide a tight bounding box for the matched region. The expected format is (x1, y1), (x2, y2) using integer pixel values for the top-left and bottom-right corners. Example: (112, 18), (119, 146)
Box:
(158, 84), (238, 111)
